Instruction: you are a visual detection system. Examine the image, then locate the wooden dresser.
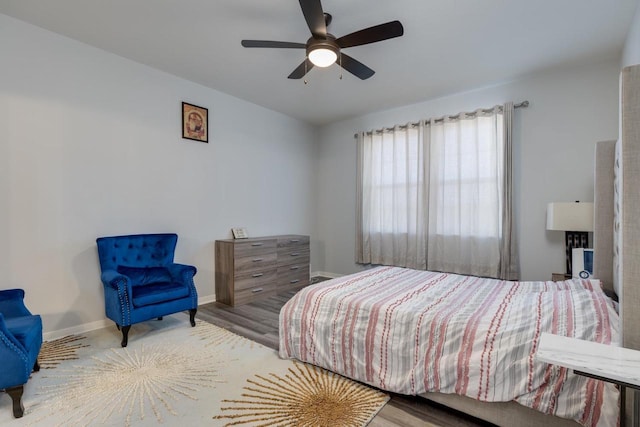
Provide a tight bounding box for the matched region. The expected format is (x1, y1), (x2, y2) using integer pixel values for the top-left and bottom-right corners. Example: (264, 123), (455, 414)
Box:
(215, 235), (310, 306)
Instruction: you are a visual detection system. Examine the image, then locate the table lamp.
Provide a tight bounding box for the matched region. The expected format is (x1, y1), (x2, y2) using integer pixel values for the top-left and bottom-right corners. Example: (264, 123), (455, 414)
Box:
(546, 201), (594, 275)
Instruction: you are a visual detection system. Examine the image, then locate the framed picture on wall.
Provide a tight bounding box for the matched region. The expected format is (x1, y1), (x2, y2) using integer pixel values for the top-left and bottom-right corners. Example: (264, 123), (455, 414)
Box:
(182, 102), (208, 143)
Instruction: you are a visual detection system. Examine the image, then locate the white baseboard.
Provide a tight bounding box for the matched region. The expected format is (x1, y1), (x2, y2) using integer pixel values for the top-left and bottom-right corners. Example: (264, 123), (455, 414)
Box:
(43, 319), (112, 341)
(198, 294), (216, 305)
(43, 297), (217, 341)
(42, 277), (352, 340)
(311, 271), (342, 279)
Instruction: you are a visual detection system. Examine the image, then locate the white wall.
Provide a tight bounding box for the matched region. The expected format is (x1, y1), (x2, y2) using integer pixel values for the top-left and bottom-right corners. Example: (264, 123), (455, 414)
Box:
(315, 59), (620, 281)
(622, 1), (640, 67)
(0, 14), (318, 335)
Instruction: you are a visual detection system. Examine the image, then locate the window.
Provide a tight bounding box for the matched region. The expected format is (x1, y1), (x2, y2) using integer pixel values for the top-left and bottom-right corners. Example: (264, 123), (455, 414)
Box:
(356, 105), (517, 279)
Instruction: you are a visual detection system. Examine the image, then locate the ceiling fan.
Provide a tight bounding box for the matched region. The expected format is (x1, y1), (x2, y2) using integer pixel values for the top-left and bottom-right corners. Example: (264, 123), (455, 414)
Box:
(241, 0), (404, 80)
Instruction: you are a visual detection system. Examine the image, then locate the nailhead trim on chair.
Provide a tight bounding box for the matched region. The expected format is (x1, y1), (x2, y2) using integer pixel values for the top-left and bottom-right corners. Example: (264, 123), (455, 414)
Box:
(123, 287), (130, 325)
(115, 281), (131, 326)
(188, 274), (198, 308)
(0, 334), (30, 380)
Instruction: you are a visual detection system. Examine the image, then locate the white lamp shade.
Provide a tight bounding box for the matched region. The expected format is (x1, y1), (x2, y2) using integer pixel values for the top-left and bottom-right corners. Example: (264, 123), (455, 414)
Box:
(546, 202), (594, 232)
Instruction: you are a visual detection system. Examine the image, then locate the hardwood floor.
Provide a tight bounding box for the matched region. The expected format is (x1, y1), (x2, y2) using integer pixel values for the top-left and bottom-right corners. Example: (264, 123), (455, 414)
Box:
(197, 289), (495, 427)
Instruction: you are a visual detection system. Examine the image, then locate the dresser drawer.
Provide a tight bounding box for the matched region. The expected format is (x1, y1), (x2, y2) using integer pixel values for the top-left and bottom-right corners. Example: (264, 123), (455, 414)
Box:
(234, 252), (277, 274)
(277, 264), (310, 291)
(234, 283), (277, 306)
(277, 248), (310, 266)
(278, 235), (310, 248)
(235, 268), (277, 291)
(234, 239), (277, 257)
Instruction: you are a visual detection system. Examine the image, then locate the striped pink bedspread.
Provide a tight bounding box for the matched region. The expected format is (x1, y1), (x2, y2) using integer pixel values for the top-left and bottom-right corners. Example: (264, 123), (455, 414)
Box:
(279, 266), (620, 427)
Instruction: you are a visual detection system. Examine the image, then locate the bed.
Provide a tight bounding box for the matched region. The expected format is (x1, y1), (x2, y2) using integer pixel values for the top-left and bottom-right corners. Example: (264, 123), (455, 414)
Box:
(279, 64), (640, 427)
(280, 267), (619, 427)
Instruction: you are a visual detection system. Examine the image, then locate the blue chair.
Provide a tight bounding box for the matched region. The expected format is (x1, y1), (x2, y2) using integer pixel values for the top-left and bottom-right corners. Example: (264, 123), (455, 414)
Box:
(96, 233), (198, 347)
(0, 289), (42, 418)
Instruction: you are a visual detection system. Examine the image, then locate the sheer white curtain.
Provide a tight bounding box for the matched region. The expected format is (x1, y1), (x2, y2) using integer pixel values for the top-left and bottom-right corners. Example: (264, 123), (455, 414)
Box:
(356, 123), (428, 269)
(356, 103), (519, 279)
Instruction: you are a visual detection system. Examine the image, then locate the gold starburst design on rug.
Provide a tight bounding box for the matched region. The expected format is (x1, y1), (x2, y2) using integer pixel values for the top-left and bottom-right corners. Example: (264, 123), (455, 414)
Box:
(213, 361), (389, 427)
(38, 335), (88, 369)
(34, 343), (228, 426)
(191, 319), (256, 350)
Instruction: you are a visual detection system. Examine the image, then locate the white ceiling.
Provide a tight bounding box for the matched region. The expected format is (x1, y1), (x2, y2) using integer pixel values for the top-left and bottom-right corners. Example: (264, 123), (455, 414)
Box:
(0, 0), (637, 125)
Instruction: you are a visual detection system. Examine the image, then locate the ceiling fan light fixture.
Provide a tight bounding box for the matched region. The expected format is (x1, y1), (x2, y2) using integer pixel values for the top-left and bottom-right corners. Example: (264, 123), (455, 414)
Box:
(307, 38), (339, 67)
(308, 46), (338, 67)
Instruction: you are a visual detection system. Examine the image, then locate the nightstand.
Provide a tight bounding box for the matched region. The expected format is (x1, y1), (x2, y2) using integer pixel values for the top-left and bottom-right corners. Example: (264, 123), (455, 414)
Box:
(551, 273), (572, 281)
(536, 332), (640, 427)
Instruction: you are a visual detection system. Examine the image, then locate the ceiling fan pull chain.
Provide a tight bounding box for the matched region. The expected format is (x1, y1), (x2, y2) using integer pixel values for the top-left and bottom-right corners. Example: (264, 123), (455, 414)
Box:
(304, 60), (308, 84)
(339, 55), (343, 80)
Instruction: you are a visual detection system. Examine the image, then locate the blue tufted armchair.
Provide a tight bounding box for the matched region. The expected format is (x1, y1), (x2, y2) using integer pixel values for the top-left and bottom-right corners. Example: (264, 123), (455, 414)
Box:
(96, 233), (198, 347)
(0, 289), (42, 418)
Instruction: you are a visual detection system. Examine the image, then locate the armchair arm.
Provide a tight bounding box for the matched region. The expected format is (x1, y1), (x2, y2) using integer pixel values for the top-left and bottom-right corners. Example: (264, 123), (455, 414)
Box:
(101, 270), (130, 290)
(167, 264), (198, 309)
(0, 289), (31, 318)
(167, 263), (197, 281)
(100, 270), (133, 305)
(100, 270), (133, 326)
(0, 313), (27, 354)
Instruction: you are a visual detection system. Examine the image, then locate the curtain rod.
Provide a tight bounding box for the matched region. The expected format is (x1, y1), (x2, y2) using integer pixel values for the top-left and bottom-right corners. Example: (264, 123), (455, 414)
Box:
(354, 100), (529, 138)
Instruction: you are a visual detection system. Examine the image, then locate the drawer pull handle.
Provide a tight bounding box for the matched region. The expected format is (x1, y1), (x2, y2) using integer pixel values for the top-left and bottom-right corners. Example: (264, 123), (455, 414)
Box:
(290, 239), (300, 243)
(290, 279), (300, 284)
(252, 258), (263, 262)
(252, 288), (263, 293)
(290, 253), (300, 257)
(290, 266), (300, 270)
(252, 273), (264, 278)
(251, 243), (264, 246)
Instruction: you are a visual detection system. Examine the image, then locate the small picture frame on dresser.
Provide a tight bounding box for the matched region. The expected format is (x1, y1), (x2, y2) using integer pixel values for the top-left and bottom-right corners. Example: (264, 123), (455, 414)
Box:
(231, 227), (248, 239)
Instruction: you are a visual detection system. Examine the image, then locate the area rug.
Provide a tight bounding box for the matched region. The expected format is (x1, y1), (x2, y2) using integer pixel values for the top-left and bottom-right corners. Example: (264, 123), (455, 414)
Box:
(0, 314), (389, 427)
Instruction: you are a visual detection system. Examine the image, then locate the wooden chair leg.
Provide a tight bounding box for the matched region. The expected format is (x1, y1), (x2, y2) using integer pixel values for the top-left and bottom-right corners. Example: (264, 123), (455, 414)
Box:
(189, 308), (197, 327)
(121, 325), (131, 347)
(6, 385), (24, 418)
(33, 359), (40, 372)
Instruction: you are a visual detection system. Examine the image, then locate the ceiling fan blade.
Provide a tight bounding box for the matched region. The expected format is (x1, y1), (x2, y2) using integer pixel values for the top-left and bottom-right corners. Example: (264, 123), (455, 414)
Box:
(338, 53), (375, 80)
(298, 0), (327, 38)
(288, 58), (315, 79)
(241, 40), (306, 49)
(336, 20), (404, 49)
